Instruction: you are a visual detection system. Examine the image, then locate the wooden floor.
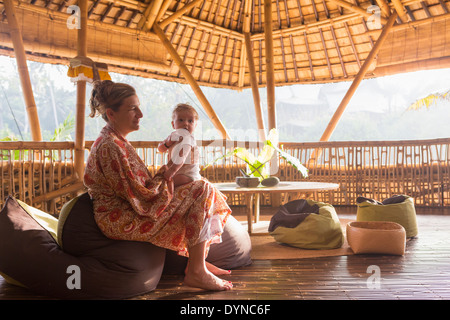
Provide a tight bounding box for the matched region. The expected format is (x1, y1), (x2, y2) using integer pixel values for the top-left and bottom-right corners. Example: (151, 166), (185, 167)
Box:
(1, 206), (450, 301)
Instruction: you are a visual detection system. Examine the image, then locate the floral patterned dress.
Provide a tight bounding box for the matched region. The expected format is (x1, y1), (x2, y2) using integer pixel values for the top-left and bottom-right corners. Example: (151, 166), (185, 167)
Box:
(83, 125), (231, 256)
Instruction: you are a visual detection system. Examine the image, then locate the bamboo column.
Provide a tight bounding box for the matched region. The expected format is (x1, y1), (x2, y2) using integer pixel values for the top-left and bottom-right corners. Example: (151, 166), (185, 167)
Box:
(264, 0), (276, 130)
(244, 33), (266, 142)
(319, 11), (398, 142)
(153, 23), (230, 139)
(243, 0), (266, 142)
(74, 0), (88, 180)
(3, 0), (42, 141)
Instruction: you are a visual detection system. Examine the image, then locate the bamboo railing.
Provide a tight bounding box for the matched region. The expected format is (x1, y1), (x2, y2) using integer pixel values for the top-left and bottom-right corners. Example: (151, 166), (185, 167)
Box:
(2, 138), (450, 216)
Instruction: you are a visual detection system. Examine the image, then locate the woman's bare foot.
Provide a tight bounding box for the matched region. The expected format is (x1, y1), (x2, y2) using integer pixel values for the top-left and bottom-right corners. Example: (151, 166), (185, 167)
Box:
(184, 269), (233, 291)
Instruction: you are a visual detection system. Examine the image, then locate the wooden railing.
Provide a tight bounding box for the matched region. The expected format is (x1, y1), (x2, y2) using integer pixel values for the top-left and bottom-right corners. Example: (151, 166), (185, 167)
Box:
(2, 138), (450, 215)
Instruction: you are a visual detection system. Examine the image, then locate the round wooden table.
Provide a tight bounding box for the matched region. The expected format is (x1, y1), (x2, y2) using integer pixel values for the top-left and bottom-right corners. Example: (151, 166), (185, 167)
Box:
(215, 181), (340, 233)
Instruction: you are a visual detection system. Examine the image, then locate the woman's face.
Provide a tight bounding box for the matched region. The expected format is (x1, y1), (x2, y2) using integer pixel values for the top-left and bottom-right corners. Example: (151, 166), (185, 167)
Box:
(106, 95), (143, 137)
(171, 110), (197, 134)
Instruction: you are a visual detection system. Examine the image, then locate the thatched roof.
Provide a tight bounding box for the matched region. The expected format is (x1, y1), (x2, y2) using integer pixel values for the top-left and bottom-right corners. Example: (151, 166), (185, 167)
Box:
(1, 0), (449, 90)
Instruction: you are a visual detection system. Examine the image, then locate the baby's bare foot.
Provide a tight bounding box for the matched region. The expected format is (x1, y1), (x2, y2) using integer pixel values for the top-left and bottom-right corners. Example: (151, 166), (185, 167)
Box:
(184, 270), (232, 291)
(185, 262), (231, 276)
(206, 261), (231, 276)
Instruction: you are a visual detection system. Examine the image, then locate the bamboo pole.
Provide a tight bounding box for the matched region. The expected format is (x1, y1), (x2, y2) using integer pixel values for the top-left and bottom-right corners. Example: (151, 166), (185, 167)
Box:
(153, 23), (230, 139)
(3, 0), (42, 141)
(74, 0), (88, 180)
(159, 0), (203, 29)
(374, 0), (391, 18)
(327, 0), (388, 24)
(143, 0), (165, 31)
(244, 32), (266, 142)
(155, 0), (173, 23)
(391, 0), (409, 22)
(264, 0), (276, 131)
(319, 11), (398, 142)
(243, 0), (266, 141)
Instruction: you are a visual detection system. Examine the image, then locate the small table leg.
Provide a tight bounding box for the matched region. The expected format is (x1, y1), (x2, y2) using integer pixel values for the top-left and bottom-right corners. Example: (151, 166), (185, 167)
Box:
(253, 193), (260, 224)
(245, 194), (254, 234)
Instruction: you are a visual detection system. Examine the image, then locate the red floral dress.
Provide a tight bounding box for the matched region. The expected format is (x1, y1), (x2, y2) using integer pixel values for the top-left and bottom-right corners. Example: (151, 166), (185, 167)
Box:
(83, 125), (231, 256)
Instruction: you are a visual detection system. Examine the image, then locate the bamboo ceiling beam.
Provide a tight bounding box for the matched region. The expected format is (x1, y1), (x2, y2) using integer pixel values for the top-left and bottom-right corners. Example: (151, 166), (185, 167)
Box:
(319, 11), (398, 142)
(264, 0), (277, 131)
(159, 0), (203, 29)
(373, 56), (450, 77)
(155, 0), (173, 23)
(144, 0), (165, 31)
(74, 0), (88, 180)
(3, 0), (42, 141)
(374, 0), (391, 18)
(391, 0), (410, 22)
(365, 11), (450, 36)
(153, 23), (230, 139)
(326, 0), (388, 24)
(0, 34), (170, 73)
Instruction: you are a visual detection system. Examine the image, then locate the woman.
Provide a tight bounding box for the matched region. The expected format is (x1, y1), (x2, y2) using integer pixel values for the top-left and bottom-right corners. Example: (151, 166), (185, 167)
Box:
(84, 80), (232, 291)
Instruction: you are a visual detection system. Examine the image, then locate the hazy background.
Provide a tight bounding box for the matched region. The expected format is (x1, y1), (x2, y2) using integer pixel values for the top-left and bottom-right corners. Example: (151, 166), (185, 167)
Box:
(1, 55), (449, 142)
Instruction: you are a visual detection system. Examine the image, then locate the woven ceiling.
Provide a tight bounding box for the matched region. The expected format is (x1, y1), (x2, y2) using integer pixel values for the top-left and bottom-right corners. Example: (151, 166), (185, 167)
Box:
(0, 0), (450, 90)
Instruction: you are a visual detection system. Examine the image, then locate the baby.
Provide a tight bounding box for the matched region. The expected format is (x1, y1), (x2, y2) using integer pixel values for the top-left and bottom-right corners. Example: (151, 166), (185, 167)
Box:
(158, 103), (201, 187)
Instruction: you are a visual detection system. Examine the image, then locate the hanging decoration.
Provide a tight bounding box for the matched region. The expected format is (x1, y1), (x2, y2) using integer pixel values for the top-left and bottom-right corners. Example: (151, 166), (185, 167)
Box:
(67, 56), (111, 83)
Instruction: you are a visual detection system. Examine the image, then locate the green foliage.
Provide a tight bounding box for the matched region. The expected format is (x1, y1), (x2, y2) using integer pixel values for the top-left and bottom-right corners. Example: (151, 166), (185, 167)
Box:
(408, 90), (450, 111)
(204, 128), (309, 180)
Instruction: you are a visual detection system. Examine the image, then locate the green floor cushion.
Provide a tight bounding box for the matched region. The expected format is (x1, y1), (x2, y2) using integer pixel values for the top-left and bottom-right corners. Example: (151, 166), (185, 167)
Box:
(356, 195), (418, 238)
(268, 199), (344, 250)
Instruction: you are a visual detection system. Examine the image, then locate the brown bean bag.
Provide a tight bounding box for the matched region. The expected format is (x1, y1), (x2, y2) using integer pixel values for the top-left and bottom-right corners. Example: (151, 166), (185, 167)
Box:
(0, 192), (252, 299)
(0, 194), (165, 299)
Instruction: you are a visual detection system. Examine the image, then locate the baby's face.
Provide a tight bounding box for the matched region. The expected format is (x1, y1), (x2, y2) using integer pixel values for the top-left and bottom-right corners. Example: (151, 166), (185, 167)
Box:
(172, 110), (197, 134)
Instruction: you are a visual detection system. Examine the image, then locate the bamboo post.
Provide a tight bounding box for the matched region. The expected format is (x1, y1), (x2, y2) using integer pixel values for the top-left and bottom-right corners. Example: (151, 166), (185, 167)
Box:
(3, 0), (42, 141)
(244, 33), (266, 142)
(243, 0), (266, 142)
(264, 0), (276, 131)
(74, 0), (88, 180)
(319, 11), (398, 142)
(153, 23), (230, 139)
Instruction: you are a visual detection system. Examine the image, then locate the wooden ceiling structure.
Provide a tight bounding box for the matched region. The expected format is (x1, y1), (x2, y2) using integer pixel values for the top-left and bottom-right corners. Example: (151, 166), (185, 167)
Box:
(1, 0), (450, 179)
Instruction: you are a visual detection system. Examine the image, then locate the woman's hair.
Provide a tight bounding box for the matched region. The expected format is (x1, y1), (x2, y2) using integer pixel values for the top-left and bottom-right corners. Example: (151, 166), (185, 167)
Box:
(89, 80), (136, 121)
(172, 103), (199, 120)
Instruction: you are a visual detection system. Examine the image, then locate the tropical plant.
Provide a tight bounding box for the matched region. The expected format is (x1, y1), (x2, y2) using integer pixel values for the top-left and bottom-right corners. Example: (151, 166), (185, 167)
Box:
(408, 90), (450, 110)
(204, 128), (308, 181)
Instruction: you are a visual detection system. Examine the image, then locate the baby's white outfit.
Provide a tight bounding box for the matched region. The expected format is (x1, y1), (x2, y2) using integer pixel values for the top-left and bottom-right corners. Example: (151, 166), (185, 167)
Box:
(168, 128), (202, 181)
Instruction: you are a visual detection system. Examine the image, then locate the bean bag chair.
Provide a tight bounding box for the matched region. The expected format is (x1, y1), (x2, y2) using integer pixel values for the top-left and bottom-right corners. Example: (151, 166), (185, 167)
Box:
(0, 192), (252, 299)
(356, 195), (418, 238)
(0, 194), (165, 299)
(268, 199), (344, 250)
